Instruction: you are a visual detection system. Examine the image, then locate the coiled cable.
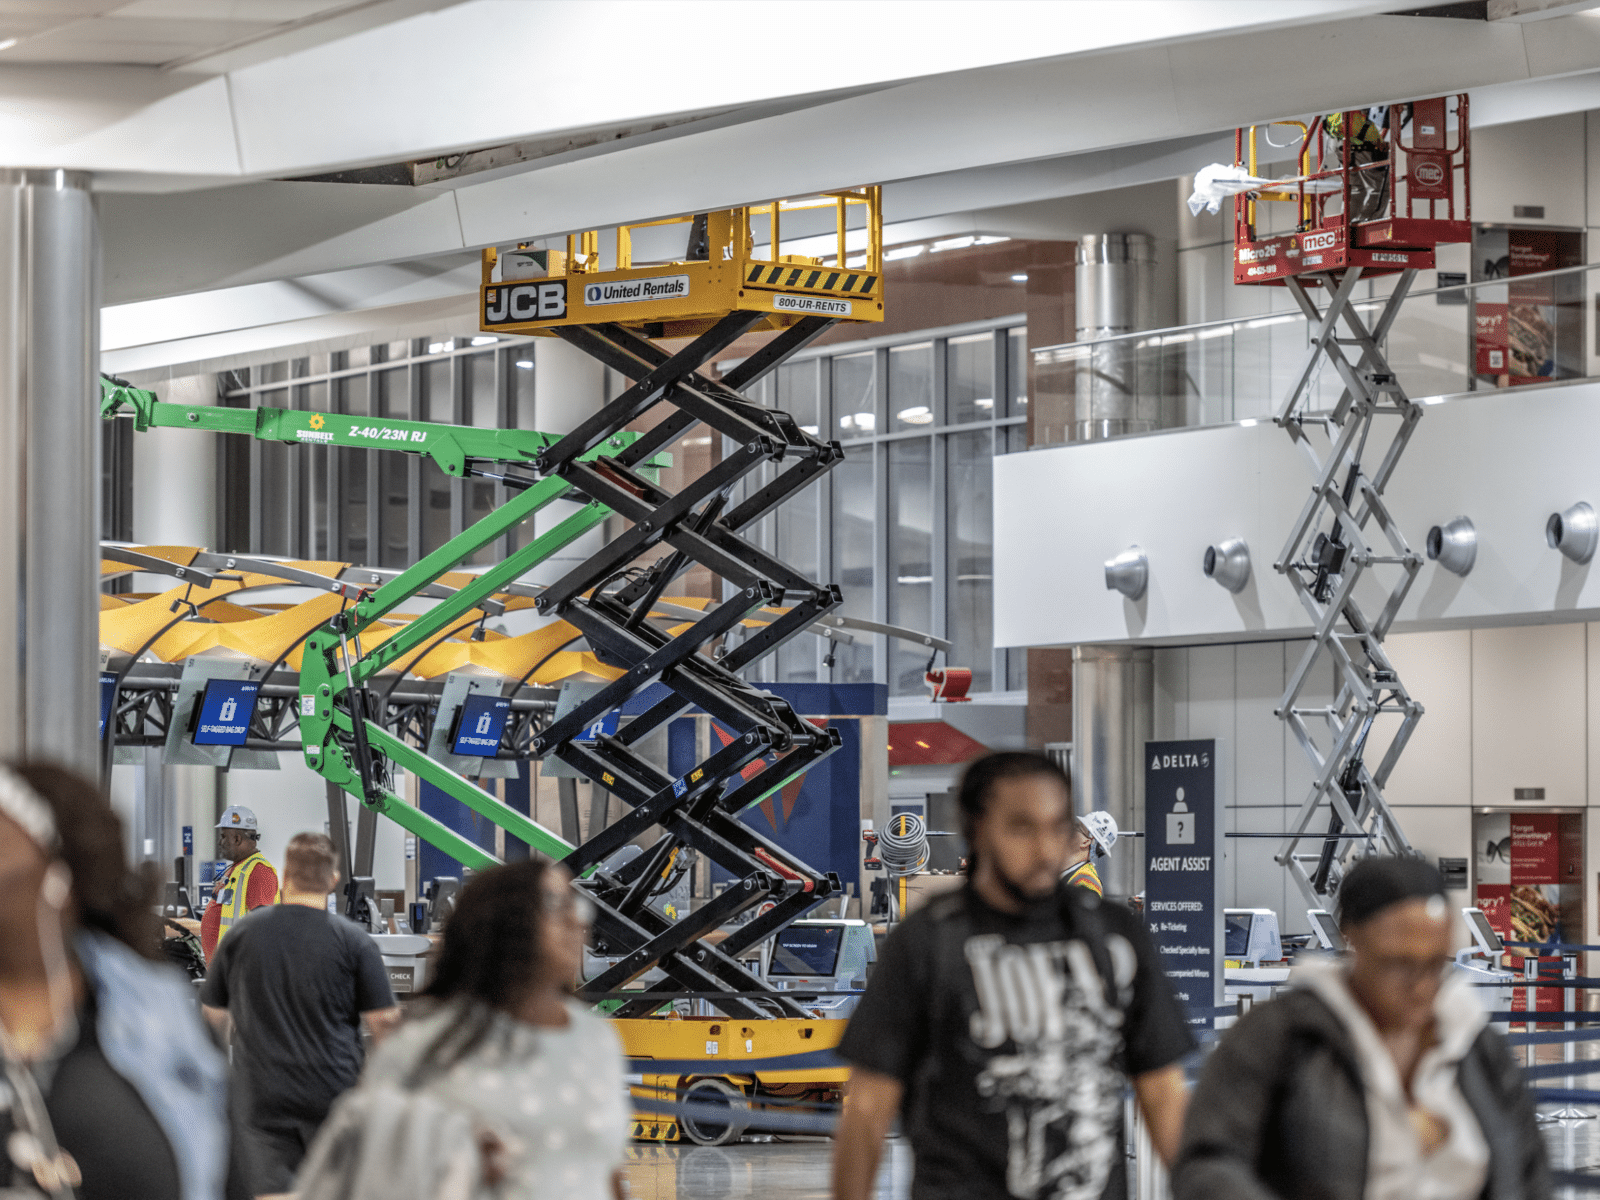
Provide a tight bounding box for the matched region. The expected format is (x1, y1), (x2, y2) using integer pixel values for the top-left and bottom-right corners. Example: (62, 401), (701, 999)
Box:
(878, 812), (929, 878)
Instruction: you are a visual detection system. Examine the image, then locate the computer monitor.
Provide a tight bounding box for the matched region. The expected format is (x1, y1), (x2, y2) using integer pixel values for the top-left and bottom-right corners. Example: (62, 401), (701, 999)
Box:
(1307, 908), (1345, 952)
(450, 693), (511, 757)
(1224, 908), (1283, 966)
(1224, 911), (1252, 957)
(1463, 906), (1504, 956)
(190, 679), (261, 747)
(161, 881), (194, 920)
(769, 924), (845, 977)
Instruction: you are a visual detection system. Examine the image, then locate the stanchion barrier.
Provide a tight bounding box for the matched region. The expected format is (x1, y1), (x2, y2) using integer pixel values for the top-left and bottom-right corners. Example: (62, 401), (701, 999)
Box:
(1509, 1029), (1600, 1046)
(1523, 1061), (1600, 1081)
(630, 1091), (841, 1135)
(625, 1047), (845, 1075)
(1555, 1172), (1600, 1192)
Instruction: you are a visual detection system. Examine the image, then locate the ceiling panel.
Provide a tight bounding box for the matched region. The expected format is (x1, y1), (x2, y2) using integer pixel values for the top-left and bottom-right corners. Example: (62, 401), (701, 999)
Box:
(0, 0), (401, 67)
(0, 3), (121, 15)
(3, 38), (202, 64)
(112, 1), (364, 17)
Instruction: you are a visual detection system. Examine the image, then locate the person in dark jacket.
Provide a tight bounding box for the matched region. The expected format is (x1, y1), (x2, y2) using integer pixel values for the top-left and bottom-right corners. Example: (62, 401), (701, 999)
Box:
(1174, 857), (1549, 1200)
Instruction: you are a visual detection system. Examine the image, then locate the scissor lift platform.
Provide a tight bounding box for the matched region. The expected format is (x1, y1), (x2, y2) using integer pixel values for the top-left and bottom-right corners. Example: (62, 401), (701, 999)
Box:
(1233, 95), (1470, 286)
(482, 189), (884, 339)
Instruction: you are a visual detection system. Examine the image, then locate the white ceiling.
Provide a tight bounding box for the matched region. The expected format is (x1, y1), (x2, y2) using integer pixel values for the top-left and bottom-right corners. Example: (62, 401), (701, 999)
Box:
(0, 1), (463, 69)
(49, 0), (1600, 369)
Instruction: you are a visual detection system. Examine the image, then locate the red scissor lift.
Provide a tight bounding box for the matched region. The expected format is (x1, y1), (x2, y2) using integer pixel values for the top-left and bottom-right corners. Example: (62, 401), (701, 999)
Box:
(1238, 96), (1472, 909)
(1233, 94), (1470, 286)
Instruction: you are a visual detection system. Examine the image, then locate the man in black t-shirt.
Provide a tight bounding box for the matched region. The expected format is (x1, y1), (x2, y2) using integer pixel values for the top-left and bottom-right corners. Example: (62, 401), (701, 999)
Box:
(201, 832), (399, 1194)
(833, 752), (1194, 1200)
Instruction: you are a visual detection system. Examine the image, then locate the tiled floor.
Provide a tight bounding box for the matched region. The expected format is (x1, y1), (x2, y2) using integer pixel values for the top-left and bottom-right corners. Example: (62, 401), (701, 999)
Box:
(621, 1136), (911, 1200)
(617, 1087), (1600, 1199)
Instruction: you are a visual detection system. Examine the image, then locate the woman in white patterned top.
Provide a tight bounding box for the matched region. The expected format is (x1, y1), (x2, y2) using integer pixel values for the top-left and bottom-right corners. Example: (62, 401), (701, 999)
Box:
(361, 861), (628, 1200)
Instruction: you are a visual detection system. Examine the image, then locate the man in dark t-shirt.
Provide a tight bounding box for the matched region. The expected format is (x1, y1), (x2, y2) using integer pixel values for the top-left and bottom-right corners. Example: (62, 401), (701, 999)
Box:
(201, 832), (399, 1194)
(833, 752), (1195, 1200)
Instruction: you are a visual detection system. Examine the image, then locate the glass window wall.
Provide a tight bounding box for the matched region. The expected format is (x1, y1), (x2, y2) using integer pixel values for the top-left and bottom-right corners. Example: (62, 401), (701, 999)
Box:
(216, 317), (1026, 696)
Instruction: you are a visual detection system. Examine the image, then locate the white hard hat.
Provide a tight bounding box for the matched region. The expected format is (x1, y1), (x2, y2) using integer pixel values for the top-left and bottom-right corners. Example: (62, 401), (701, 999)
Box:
(215, 805), (259, 833)
(1078, 811), (1118, 858)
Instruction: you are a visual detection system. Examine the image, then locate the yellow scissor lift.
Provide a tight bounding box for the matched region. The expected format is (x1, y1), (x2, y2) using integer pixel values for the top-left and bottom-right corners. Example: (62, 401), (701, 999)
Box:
(107, 189), (885, 1145)
(483, 189), (882, 1143)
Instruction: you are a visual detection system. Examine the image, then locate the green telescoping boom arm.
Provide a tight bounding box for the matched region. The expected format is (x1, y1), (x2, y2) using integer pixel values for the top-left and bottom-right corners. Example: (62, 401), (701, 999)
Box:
(101, 377), (664, 872)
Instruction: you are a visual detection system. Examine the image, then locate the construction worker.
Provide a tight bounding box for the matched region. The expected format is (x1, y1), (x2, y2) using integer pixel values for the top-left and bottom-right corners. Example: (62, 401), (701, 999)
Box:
(1326, 106), (1390, 223)
(1062, 810), (1118, 896)
(201, 804), (278, 962)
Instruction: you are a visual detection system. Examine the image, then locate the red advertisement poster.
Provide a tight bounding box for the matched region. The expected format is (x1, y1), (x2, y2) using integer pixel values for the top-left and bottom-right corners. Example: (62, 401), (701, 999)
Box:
(1474, 303), (1508, 374)
(1510, 814), (1560, 884)
(1507, 229), (1582, 305)
(1474, 227), (1583, 386)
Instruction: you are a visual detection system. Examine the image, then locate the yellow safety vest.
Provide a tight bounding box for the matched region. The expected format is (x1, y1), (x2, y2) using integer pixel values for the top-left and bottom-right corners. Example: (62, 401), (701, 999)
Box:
(1326, 111), (1383, 149)
(215, 851), (272, 945)
(1063, 859), (1103, 897)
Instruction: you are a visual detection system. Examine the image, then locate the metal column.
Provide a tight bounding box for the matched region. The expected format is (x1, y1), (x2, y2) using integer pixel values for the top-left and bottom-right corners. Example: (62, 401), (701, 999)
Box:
(0, 170), (99, 774)
(1073, 233), (1177, 441)
(1274, 266), (1422, 908)
(1071, 645), (1152, 899)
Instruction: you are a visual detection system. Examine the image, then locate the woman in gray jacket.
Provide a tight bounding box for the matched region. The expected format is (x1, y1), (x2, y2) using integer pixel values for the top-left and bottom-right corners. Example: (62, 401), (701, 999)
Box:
(1174, 857), (1549, 1200)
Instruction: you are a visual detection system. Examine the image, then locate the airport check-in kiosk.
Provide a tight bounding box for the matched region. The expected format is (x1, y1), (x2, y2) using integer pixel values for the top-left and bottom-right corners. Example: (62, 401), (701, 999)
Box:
(1222, 908), (1290, 1008)
(760, 919), (876, 1017)
(1456, 906), (1515, 1023)
(369, 932), (432, 997)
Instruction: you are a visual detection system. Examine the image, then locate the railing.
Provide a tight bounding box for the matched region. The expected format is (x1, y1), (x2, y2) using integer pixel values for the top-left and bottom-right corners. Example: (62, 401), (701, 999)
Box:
(1029, 261), (1598, 447)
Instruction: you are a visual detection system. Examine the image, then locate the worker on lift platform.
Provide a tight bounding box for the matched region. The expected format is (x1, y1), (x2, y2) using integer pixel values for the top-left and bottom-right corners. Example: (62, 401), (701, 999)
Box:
(1061, 810), (1118, 896)
(1326, 106), (1391, 223)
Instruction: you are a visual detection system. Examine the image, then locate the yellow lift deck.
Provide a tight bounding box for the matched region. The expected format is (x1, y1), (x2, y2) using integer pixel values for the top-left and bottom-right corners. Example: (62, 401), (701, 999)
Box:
(481, 189), (883, 339)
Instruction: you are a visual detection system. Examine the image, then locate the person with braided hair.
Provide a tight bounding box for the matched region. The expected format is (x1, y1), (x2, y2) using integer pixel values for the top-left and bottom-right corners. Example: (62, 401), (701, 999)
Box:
(297, 860), (628, 1200)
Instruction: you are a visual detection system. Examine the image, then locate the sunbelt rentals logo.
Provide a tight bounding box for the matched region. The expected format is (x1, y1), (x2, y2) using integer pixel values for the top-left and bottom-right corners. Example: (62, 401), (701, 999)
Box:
(298, 412), (334, 443)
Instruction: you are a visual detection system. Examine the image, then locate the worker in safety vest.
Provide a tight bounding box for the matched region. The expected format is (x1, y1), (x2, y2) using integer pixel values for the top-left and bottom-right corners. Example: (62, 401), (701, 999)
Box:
(201, 805), (279, 962)
(1061, 810), (1119, 897)
(1325, 106), (1391, 223)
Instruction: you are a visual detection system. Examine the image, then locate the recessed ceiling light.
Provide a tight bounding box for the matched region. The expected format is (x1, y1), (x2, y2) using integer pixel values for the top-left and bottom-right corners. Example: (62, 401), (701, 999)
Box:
(0, 39), (19, 53)
(1011, 274), (1028, 283)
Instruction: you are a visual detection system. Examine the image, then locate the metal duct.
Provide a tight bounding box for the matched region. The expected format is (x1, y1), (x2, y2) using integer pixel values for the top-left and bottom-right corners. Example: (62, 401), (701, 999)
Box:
(1104, 546), (1148, 601)
(1073, 233), (1178, 441)
(1203, 538), (1251, 593)
(1426, 516), (1477, 577)
(1071, 645), (1152, 900)
(1547, 502), (1598, 565)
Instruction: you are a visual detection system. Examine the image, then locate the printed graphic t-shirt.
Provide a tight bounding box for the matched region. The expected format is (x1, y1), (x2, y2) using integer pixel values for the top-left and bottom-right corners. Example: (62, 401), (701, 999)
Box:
(838, 884), (1194, 1200)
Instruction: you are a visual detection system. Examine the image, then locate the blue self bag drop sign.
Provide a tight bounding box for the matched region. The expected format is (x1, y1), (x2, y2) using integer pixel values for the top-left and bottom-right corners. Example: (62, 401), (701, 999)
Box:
(99, 672), (117, 739)
(1144, 738), (1223, 1031)
(451, 694), (511, 756)
(192, 679), (260, 747)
